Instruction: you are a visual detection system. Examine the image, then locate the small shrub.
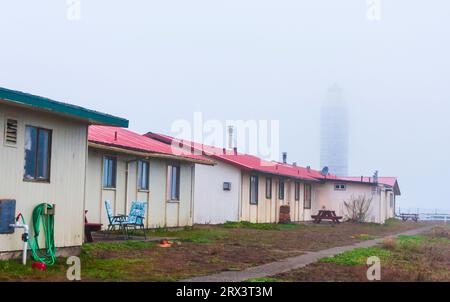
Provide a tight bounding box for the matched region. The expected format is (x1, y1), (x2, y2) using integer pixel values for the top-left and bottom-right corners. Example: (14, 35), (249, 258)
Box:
(343, 195), (373, 223)
(382, 238), (398, 250)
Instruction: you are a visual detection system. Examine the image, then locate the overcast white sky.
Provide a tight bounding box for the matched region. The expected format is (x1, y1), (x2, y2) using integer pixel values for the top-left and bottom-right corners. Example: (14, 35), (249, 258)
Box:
(1, 1), (449, 210)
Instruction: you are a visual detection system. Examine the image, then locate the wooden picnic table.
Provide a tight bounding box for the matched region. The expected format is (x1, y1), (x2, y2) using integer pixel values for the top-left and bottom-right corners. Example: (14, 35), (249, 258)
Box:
(311, 210), (342, 224)
(398, 213), (419, 222)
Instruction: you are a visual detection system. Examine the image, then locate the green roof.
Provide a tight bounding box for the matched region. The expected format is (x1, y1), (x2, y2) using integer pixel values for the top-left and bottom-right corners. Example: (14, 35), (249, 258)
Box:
(0, 87), (129, 127)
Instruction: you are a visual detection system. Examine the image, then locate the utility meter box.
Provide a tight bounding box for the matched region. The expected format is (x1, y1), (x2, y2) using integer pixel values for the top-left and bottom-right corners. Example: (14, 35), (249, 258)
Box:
(0, 199), (16, 234)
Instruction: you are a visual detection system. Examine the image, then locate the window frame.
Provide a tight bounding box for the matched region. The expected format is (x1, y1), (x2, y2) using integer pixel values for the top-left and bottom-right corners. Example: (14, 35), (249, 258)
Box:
(265, 177), (272, 199)
(278, 179), (285, 200)
(249, 175), (259, 205)
(334, 183), (347, 191)
(304, 183), (312, 209)
(23, 125), (52, 183)
(168, 164), (181, 201)
(102, 155), (117, 189)
(294, 182), (300, 201)
(137, 160), (150, 191)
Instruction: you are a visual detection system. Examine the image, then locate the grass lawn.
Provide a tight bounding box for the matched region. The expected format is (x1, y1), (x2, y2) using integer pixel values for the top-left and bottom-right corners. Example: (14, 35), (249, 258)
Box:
(272, 225), (450, 282)
(0, 219), (431, 281)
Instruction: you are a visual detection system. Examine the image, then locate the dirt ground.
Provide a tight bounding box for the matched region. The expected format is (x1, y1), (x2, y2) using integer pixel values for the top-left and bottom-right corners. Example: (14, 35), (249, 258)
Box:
(0, 220), (433, 281)
(272, 225), (450, 282)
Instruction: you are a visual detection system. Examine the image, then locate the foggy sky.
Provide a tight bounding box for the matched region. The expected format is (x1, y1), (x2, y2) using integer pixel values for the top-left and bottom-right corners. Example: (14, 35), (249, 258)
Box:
(1, 1), (449, 210)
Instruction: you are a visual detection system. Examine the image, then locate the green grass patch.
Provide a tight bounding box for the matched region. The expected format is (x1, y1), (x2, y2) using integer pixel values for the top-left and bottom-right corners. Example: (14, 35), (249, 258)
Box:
(82, 240), (156, 256)
(222, 221), (300, 230)
(81, 257), (147, 280)
(106, 226), (230, 244)
(152, 227), (229, 244)
(319, 247), (391, 266)
(396, 235), (425, 246)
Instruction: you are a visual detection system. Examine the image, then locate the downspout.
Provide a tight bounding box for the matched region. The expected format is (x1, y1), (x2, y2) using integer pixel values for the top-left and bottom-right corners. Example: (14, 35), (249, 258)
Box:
(190, 164), (195, 226)
(125, 158), (139, 214)
(82, 127), (89, 242)
(239, 171), (243, 221)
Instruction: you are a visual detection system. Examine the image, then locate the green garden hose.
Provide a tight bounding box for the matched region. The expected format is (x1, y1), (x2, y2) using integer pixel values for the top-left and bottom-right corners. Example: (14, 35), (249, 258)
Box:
(28, 203), (56, 265)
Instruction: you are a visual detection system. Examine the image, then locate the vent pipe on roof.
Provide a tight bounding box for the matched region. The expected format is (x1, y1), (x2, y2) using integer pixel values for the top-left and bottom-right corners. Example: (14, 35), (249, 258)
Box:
(361, 176), (363, 182)
(114, 131), (118, 141)
(293, 162), (297, 166)
(307, 166), (311, 172)
(282, 152), (287, 164)
(373, 170), (379, 184)
(233, 147), (238, 155)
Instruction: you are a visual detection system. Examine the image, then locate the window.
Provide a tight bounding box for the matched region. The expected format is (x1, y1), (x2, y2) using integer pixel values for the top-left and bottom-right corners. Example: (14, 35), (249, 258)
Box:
(295, 182), (300, 201)
(168, 165), (180, 200)
(24, 126), (52, 182)
(278, 179), (285, 200)
(334, 183), (346, 191)
(103, 156), (117, 188)
(4, 119), (18, 146)
(250, 175), (259, 204)
(223, 182), (231, 191)
(265, 177), (272, 199)
(138, 160), (150, 190)
(304, 184), (312, 209)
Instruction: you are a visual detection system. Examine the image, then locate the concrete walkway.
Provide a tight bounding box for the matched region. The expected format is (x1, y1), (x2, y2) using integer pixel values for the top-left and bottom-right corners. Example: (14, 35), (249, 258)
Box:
(181, 225), (436, 282)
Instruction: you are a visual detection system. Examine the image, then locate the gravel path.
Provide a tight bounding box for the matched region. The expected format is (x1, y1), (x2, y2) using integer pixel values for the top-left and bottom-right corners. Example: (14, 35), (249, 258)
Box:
(181, 225), (437, 282)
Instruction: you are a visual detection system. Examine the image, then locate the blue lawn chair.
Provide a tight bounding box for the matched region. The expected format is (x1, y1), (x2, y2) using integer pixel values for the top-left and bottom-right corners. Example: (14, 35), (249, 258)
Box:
(122, 201), (147, 240)
(104, 200), (127, 238)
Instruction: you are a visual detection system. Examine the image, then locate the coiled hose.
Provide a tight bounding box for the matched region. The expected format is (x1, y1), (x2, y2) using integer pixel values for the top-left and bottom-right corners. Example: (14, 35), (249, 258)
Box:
(29, 203), (56, 265)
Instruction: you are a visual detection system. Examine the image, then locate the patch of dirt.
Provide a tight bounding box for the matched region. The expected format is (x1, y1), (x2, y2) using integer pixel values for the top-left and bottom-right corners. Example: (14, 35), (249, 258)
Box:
(273, 226), (450, 282)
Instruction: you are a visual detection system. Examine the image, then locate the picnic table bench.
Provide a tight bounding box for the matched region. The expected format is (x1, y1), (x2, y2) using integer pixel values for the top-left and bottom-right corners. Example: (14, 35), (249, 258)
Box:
(311, 210), (342, 224)
(84, 210), (102, 243)
(398, 213), (419, 222)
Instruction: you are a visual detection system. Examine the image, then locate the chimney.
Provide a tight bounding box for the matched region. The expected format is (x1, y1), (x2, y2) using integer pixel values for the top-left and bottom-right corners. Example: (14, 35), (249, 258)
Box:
(307, 166), (311, 172)
(227, 126), (234, 149)
(282, 152), (287, 164)
(233, 147), (238, 155)
(222, 148), (226, 155)
(293, 162), (297, 167)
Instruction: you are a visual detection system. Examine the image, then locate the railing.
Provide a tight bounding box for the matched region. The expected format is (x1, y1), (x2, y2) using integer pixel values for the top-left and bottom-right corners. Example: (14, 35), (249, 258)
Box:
(397, 208), (450, 223)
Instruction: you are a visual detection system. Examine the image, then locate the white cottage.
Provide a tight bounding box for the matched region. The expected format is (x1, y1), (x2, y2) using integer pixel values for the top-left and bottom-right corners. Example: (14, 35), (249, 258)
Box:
(0, 87), (127, 258)
(146, 132), (320, 224)
(85, 126), (214, 229)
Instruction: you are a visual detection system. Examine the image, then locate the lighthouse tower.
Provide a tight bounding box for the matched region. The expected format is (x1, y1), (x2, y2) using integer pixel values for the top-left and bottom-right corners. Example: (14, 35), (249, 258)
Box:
(320, 84), (349, 176)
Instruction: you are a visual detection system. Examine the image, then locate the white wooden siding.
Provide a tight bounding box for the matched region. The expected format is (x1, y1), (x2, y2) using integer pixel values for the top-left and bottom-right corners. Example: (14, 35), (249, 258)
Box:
(0, 104), (87, 252)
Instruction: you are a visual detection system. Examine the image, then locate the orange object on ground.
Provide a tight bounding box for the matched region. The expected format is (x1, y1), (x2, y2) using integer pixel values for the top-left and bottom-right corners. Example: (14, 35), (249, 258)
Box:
(158, 239), (172, 248)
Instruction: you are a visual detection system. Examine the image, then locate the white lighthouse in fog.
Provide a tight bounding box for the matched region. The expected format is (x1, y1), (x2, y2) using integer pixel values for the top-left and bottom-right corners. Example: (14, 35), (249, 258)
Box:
(320, 84), (349, 176)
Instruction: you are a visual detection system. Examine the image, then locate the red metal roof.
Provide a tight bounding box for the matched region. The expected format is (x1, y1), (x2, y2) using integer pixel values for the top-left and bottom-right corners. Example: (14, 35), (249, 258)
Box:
(146, 132), (318, 181)
(146, 132), (400, 193)
(88, 126), (213, 164)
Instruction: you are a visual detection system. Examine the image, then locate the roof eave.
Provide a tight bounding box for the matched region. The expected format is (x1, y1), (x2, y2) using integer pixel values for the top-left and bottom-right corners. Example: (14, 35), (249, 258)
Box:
(0, 87), (129, 127)
(88, 141), (215, 165)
